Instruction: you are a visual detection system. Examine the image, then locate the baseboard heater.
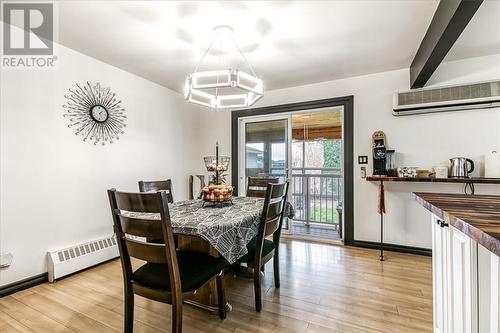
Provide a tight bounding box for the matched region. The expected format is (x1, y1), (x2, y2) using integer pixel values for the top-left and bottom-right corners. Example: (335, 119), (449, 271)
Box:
(47, 235), (119, 282)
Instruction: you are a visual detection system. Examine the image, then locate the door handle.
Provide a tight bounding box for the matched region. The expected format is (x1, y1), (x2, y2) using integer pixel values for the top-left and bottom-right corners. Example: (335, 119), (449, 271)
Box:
(438, 220), (449, 228)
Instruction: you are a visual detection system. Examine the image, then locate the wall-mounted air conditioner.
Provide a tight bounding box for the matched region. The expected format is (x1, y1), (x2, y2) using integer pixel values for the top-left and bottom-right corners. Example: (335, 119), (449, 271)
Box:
(393, 80), (500, 116)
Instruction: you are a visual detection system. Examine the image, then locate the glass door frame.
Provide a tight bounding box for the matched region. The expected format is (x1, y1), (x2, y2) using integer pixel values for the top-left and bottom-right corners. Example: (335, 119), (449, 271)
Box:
(231, 96), (353, 244)
(238, 108), (344, 237)
(238, 113), (293, 233)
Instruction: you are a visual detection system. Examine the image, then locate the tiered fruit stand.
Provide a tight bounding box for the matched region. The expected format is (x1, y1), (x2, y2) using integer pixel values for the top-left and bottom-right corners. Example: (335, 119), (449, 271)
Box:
(202, 142), (233, 206)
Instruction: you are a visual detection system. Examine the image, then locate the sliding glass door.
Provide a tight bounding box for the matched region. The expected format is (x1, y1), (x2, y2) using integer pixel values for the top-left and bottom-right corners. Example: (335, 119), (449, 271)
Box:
(238, 115), (292, 231)
(238, 107), (345, 240)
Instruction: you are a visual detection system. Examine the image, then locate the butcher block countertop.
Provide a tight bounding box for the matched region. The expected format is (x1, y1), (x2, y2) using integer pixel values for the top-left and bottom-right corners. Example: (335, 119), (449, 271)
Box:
(413, 192), (500, 257)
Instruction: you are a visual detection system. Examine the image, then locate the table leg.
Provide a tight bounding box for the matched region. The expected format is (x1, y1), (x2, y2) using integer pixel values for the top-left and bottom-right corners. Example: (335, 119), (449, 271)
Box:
(184, 299), (232, 314)
(177, 235), (233, 313)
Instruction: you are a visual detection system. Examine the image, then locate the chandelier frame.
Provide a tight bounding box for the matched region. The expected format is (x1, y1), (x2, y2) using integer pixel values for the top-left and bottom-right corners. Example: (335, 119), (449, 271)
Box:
(184, 26), (263, 109)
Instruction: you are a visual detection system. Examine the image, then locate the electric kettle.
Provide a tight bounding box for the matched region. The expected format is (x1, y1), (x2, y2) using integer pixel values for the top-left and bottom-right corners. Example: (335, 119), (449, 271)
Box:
(449, 157), (474, 178)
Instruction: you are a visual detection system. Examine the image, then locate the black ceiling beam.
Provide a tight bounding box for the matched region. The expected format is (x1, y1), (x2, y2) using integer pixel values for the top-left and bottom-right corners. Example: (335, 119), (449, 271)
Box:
(410, 0), (483, 89)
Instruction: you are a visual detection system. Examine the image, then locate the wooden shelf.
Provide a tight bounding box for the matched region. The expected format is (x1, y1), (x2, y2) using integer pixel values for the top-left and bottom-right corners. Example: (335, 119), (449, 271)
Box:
(366, 176), (500, 184)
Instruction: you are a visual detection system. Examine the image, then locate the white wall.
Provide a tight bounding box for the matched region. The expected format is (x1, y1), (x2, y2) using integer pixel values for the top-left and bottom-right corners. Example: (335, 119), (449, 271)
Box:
(1, 43), (499, 287)
(199, 54), (500, 249)
(0, 43), (203, 286)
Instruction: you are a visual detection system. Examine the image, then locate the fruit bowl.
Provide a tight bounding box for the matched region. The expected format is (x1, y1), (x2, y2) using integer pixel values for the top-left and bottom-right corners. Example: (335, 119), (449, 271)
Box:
(204, 156), (230, 172)
(202, 185), (233, 204)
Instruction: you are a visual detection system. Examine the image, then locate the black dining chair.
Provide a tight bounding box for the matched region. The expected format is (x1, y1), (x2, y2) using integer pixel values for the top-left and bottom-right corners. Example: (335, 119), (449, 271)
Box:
(138, 179), (174, 203)
(108, 189), (227, 333)
(138, 179), (176, 244)
(238, 181), (289, 312)
(246, 177), (279, 198)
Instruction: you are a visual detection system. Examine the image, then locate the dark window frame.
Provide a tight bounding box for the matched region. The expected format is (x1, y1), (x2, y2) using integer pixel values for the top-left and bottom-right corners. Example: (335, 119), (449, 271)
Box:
(231, 96), (355, 245)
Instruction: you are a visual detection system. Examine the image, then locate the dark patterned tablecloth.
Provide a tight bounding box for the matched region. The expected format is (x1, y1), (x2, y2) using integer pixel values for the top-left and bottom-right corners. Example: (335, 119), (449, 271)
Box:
(169, 197), (264, 263)
(124, 197), (264, 264)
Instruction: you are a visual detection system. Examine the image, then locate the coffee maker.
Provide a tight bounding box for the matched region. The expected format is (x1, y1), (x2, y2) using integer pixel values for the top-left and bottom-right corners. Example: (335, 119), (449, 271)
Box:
(372, 131), (387, 175)
(386, 150), (397, 177)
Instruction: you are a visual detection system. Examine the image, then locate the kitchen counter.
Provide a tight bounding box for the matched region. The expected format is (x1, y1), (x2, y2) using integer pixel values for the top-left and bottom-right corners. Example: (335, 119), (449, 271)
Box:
(413, 192), (500, 257)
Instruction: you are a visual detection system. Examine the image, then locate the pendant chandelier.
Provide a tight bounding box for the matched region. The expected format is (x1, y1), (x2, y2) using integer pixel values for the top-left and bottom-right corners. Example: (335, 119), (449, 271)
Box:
(184, 25), (263, 109)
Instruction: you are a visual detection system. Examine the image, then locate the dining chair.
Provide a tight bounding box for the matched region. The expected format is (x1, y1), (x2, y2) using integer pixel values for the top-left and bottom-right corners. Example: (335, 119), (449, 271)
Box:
(138, 179), (175, 244)
(246, 177), (279, 198)
(189, 175), (206, 200)
(107, 189), (227, 333)
(238, 181), (290, 312)
(138, 179), (174, 203)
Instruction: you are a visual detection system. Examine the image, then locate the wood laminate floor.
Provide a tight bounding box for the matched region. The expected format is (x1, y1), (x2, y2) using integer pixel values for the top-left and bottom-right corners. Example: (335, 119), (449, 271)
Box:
(0, 240), (432, 333)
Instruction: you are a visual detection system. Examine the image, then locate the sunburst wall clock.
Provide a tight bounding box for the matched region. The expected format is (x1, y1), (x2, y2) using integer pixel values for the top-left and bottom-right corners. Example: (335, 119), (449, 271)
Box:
(63, 81), (127, 145)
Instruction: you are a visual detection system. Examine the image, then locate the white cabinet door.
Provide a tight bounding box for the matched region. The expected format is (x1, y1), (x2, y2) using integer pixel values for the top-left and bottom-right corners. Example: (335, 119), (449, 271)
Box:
(491, 253), (500, 333)
(448, 225), (478, 333)
(478, 244), (500, 333)
(431, 215), (479, 333)
(432, 214), (448, 333)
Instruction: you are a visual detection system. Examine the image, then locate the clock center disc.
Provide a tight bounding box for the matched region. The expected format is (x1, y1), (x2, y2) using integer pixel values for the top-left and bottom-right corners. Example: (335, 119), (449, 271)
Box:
(90, 105), (109, 123)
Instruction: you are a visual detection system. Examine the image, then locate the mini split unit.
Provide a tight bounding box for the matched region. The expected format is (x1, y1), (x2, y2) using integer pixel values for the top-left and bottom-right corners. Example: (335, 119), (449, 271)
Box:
(393, 80), (500, 116)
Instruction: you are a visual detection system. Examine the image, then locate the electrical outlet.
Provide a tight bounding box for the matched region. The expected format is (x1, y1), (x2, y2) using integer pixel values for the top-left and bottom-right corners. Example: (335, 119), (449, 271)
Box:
(0, 253), (13, 268)
(358, 155), (368, 164)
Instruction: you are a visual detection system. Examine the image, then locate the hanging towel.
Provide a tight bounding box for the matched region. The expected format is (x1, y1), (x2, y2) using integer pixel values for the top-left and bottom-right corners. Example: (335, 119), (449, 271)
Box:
(377, 182), (386, 214)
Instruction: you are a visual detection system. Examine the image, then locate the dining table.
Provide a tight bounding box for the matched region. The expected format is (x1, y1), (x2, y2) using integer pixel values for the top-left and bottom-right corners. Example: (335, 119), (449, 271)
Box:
(169, 197), (265, 264)
(125, 196), (267, 312)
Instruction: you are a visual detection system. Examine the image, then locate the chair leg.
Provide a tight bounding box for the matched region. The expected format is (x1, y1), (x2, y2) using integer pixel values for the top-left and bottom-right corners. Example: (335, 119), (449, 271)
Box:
(216, 272), (227, 320)
(232, 263), (242, 277)
(124, 290), (134, 333)
(273, 253), (280, 289)
(253, 267), (263, 312)
(171, 298), (183, 333)
(261, 264), (265, 273)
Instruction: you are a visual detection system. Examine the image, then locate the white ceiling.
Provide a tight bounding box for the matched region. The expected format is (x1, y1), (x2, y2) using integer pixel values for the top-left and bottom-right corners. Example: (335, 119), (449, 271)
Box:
(53, 0), (499, 93)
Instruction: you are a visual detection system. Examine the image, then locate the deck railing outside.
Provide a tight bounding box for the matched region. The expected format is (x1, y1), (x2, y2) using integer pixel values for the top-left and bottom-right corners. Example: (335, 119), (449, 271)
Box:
(290, 168), (342, 229)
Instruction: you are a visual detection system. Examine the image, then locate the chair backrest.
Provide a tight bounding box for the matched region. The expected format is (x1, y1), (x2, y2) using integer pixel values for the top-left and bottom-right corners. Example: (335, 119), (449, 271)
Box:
(254, 182), (290, 264)
(107, 189), (181, 294)
(189, 175), (206, 200)
(138, 179), (174, 203)
(246, 177), (279, 198)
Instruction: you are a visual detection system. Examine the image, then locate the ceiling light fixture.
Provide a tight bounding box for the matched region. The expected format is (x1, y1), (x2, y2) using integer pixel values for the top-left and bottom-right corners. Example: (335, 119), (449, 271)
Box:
(184, 25), (263, 109)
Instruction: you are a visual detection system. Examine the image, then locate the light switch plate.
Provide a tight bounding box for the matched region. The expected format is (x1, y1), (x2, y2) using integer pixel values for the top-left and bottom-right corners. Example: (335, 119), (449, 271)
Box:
(358, 156), (368, 164)
(0, 253), (13, 268)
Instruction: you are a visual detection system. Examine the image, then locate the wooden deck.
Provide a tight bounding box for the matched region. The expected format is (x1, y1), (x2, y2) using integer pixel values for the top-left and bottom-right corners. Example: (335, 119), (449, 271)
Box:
(0, 240), (432, 333)
(291, 223), (340, 240)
